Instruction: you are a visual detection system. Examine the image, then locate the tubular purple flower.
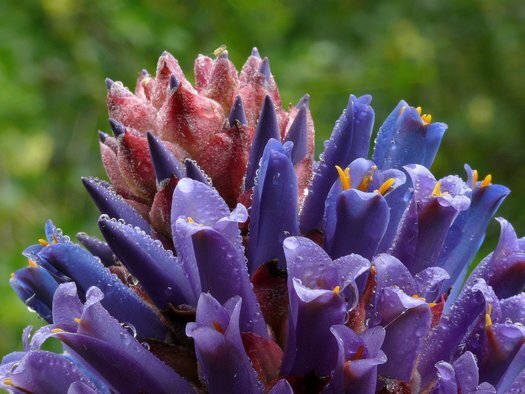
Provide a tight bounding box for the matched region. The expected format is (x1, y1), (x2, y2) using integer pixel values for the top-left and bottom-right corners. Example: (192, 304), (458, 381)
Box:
(245, 95), (281, 190)
(324, 325), (387, 394)
(372, 101), (447, 170)
(0, 350), (98, 393)
(37, 242), (168, 340)
(390, 164), (471, 274)
(48, 283), (195, 393)
(280, 236), (369, 377)
(300, 94), (374, 233)
(9, 265), (59, 323)
(186, 293), (263, 394)
(438, 164), (510, 306)
(417, 278), (499, 390)
(82, 177), (151, 234)
(248, 138), (299, 272)
(98, 216), (196, 309)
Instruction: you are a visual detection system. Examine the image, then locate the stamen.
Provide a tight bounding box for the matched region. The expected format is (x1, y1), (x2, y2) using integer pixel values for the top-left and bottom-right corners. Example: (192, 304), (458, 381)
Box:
(411, 294), (426, 301)
(432, 181), (442, 197)
(27, 259), (38, 268)
(213, 321), (224, 334)
(480, 174), (492, 188)
(416, 106), (422, 115)
(421, 114), (432, 124)
(335, 165), (351, 190)
(485, 304), (493, 327)
(51, 328), (64, 333)
(470, 170), (479, 189)
(141, 77), (153, 87)
(357, 165), (377, 192)
(333, 285), (341, 295)
(74, 318), (81, 324)
(38, 238), (49, 246)
(187, 217), (196, 223)
(376, 178), (395, 195)
(352, 345), (365, 361)
(10, 272), (14, 279)
(4, 378), (13, 386)
(52, 234), (58, 244)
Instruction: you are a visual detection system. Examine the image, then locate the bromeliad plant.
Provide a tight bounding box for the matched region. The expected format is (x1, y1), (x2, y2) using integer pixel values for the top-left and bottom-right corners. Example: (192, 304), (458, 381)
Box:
(2, 48), (524, 393)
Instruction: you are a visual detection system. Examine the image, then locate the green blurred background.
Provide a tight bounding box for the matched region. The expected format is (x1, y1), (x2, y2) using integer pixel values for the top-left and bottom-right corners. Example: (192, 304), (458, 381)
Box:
(0, 0), (524, 356)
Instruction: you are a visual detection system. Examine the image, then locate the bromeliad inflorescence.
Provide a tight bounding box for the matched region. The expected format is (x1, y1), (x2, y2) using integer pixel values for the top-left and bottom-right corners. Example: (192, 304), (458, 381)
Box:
(2, 48), (524, 393)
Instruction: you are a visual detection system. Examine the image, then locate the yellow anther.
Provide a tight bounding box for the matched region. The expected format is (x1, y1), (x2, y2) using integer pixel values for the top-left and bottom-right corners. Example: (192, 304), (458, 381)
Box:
(432, 181), (443, 197)
(10, 272), (14, 279)
(52, 234), (58, 244)
(411, 294), (426, 301)
(480, 174), (492, 188)
(51, 328), (64, 333)
(376, 178), (395, 195)
(428, 302), (437, 308)
(38, 238), (49, 246)
(333, 285), (341, 295)
(335, 165), (351, 191)
(472, 169), (479, 188)
(187, 217), (196, 223)
(213, 321), (224, 334)
(357, 165), (377, 192)
(27, 259), (38, 268)
(74, 318), (81, 324)
(485, 304), (493, 327)
(4, 378), (13, 386)
(421, 114), (432, 124)
(416, 106), (422, 115)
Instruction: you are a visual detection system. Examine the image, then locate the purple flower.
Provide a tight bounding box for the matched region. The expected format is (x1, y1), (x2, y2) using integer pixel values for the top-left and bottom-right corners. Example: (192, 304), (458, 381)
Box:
(3, 48), (524, 393)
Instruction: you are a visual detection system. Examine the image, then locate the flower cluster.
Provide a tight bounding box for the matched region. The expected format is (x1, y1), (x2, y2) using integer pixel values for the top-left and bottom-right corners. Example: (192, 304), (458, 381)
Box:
(2, 48), (525, 393)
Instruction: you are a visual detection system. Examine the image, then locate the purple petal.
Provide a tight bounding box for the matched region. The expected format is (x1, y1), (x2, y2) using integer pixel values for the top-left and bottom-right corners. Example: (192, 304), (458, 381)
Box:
(82, 177), (150, 234)
(229, 95), (248, 126)
(38, 243), (167, 340)
(76, 232), (114, 267)
(377, 287), (431, 381)
(284, 105), (308, 164)
(269, 379), (294, 394)
(248, 139), (299, 272)
(184, 159), (212, 185)
(414, 267), (450, 302)
(191, 227), (267, 336)
(245, 96), (281, 190)
(186, 293), (263, 394)
(99, 217), (196, 308)
(300, 95), (374, 233)
(0, 351), (97, 393)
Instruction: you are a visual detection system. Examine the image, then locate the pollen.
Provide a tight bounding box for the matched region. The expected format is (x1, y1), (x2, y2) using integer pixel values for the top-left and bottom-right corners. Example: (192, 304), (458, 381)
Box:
(417, 106), (432, 124)
(333, 285), (341, 295)
(213, 321), (224, 334)
(4, 378), (13, 386)
(376, 178), (395, 195)
(357, 165), (377, 192)
(38, 238), (49, 246)
(335, 165), (351, 190)
(432, 181), (442, 197)
(27, 259), (38, 268)
(472, 169), (479, 188)
(10, 272), (14, 279)
(480, 174), (492, 188)
(485, 303), (493, 327)
(74, 318), (81, 324)
(51, 328), (65, 333)
(188, 217), (196, 223)
(411, 294), (426, 301)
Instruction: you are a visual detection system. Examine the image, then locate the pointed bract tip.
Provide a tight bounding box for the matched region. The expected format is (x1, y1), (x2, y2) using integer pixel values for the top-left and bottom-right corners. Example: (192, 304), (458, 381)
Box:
(296, 94), (310, 109)
(259, 57), (271, 81)
(228, 95), (247, 126)
(218, 50), (229, 59)
(169, 74), (180, 90)
(146, 131), (184, 182)
(105, 78), (114, 91)
(109, 118), (125, 137)
(251, 47), (261, 58)
(140, 69), (149, 78)
(98, 130), (109, 143)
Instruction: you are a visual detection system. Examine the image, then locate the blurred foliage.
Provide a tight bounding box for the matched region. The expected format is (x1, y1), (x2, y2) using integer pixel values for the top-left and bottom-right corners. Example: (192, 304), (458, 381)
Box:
(0, 0), (524, 355)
